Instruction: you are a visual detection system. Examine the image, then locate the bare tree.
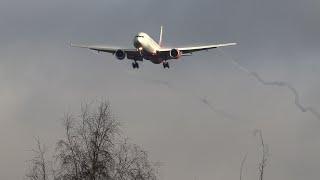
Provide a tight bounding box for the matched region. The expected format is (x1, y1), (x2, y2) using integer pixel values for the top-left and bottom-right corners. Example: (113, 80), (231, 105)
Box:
(254, 130), (269, 180)
(25, 100), (158, 180)
(114, 139), (157, 180)
(239, 130), (270, 180)
(26, 138), (48, 180)
(54, 101), (157, 180)
(239, 153), (247, 180)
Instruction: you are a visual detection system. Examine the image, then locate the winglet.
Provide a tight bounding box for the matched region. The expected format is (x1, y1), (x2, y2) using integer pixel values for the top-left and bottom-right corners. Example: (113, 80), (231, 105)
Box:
(70, 42), (79, 48)
(70, 43), (88, 49)
(159, 25), (163, 47)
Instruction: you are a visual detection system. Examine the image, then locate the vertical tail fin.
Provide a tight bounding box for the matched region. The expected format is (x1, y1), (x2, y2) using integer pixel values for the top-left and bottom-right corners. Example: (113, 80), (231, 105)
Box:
(159, 25), (163, 47)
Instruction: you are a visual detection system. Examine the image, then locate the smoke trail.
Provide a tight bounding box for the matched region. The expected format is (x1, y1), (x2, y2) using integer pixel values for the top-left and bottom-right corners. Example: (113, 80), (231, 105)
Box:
(218, 49), (320, 120)
(199, 96), (239, 120)
(122, 69), (226, 116)
(139, 76), (239, 121)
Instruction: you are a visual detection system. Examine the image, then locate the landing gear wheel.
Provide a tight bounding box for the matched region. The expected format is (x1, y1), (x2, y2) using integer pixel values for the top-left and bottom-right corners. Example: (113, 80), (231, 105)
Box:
(132, 62), (139, 69)
(163, 62), (170, 69)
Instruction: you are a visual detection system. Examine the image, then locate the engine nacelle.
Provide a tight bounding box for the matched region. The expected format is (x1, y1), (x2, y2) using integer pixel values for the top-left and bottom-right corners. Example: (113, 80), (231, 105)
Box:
(170, 49), (181, 59)
(115, 49), (126, 60)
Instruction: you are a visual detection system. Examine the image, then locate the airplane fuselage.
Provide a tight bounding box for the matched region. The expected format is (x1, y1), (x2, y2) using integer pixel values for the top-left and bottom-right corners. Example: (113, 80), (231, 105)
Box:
(133, 32), (164, 64)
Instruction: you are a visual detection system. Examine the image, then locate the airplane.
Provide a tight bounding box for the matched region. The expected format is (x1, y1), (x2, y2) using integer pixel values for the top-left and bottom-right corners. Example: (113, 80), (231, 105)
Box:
(71, 26), (236, 69)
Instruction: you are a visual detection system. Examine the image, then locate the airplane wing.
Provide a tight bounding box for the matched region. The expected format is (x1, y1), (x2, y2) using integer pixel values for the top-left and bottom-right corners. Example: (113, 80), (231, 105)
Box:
(177, 43), (237, 54)
(71, 43), (141, 60)
(160, 43), (237, 54)
(71, 43), (137, 54)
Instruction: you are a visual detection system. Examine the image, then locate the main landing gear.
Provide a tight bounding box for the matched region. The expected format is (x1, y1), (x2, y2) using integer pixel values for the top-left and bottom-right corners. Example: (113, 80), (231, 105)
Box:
(163, 61), (170, 69)
(132, 61), (139, 69)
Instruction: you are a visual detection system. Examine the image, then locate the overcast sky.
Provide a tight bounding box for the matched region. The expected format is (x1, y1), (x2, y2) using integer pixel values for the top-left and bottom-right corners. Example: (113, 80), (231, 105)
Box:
(0, 0), (319, 179)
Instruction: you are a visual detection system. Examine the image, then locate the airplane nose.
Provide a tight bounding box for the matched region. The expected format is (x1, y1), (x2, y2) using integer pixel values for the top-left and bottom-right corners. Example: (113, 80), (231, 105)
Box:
(134, 38), (142, 48)
(134, 42), (139, 49)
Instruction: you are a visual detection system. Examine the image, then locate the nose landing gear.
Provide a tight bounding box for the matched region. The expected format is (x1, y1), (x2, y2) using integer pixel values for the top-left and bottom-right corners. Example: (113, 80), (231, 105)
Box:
(132, 61), (139, 69)
(163, 61), (170, 69)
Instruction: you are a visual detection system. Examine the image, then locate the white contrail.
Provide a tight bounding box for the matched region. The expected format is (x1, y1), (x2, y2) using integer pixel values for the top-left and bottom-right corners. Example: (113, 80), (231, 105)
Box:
(218, 49), (320, 120)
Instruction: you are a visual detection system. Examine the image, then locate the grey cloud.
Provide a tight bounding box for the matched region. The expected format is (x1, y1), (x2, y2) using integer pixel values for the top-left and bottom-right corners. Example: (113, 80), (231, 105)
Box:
(0, 0), (319, 179)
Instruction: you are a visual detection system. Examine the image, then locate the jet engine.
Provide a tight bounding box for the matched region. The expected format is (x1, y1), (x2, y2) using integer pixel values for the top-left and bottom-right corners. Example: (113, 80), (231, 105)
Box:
(115, 49), (126, 60)
(170, 49), (181, 59)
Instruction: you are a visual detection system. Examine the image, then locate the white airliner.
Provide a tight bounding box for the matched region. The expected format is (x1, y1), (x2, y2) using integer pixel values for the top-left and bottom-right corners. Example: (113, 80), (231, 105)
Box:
(71, 26), (236, 69)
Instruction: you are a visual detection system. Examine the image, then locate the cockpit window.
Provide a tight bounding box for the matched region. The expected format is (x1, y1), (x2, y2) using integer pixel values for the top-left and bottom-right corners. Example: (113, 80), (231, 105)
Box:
(136, 35), (144, 38)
